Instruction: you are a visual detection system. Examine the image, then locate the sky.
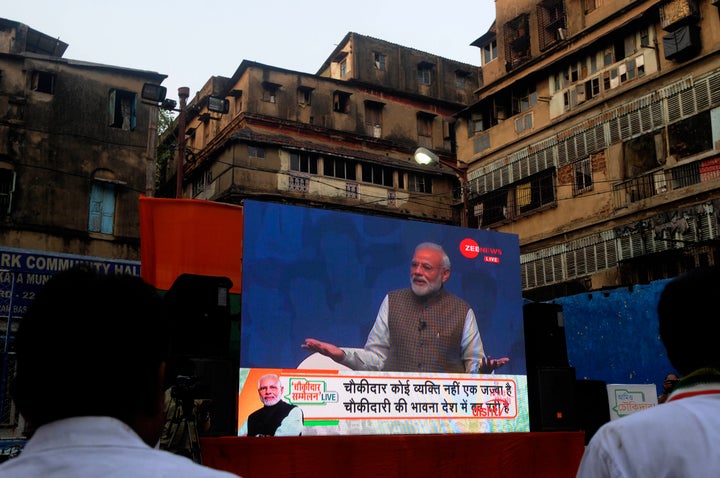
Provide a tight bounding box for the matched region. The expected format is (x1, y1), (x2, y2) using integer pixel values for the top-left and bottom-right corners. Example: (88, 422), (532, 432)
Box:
(3, 0), (497, 102)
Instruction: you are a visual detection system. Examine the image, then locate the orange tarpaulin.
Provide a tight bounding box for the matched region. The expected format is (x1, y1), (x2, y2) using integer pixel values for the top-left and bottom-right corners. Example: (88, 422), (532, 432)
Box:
(139, 195), (243, 293)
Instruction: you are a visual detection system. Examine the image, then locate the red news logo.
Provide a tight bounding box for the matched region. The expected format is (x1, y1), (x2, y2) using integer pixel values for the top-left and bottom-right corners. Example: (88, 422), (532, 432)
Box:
(459, 238), (503, 264)
(459, 238), (480, 259)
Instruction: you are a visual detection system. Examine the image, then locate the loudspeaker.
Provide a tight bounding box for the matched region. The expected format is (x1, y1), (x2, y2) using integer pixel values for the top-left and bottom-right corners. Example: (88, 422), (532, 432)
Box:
(523, 302), (568, 371)
(574, 379), (610, 444)
(189, 357), (238, 436)
(164, 274), (233, 359)
(528, 366), (577, 432)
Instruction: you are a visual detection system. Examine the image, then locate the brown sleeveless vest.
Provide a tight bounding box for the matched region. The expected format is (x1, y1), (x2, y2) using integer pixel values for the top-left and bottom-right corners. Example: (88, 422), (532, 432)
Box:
(383, 288), (469, 373)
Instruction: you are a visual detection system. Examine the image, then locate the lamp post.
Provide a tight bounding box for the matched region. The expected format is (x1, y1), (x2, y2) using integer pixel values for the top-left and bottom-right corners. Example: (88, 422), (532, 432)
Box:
(414, 147), (470, 228)
(175, 87), (190, 199)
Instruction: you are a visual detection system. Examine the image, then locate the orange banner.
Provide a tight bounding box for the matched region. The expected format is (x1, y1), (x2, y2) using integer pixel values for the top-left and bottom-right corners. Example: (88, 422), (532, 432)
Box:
(139, 195), (243, 293)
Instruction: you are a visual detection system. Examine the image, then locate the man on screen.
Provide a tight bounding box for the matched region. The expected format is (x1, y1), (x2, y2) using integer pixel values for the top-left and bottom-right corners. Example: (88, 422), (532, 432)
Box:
(239, 374), (303, 437)
(302, 242), (509, 374)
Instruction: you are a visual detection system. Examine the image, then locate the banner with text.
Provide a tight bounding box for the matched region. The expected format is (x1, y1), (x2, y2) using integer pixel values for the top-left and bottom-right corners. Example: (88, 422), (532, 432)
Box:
(238, 368), (529, 435)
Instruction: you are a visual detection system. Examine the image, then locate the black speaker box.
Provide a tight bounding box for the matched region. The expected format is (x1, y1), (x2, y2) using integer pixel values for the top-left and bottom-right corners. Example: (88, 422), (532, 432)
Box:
(164, 274), (233, 359)
(528, 366), (578, 432)
(574, 379), (610, 444)
(192, 357), (238, 437)
(523, 302), (569, 371)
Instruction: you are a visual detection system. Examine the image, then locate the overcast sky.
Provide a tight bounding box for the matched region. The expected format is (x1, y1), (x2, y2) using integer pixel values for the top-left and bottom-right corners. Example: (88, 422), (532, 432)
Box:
(3, 0), (497, 101)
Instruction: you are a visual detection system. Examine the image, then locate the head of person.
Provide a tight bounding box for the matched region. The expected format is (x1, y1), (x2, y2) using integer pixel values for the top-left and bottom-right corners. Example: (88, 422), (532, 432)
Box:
(410, 242), (451, 297)
(657, 266), (720, 376)
(257, 374), (284, 407)
(12, 266), (169, 446)
(662, 373), (679, 392)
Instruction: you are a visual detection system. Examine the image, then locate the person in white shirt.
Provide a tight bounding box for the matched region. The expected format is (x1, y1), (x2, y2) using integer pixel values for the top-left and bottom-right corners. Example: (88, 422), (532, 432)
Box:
(0, 266), (240, 478)
(576, 266), (720, 478)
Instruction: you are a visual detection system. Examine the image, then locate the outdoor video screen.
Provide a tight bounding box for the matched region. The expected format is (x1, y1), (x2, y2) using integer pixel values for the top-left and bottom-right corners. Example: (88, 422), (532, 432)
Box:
(238, 200), (528, 435)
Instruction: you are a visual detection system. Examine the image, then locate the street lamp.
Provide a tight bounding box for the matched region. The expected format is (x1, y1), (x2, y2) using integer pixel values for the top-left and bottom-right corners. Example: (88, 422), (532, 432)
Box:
(413, 147), (470, 227)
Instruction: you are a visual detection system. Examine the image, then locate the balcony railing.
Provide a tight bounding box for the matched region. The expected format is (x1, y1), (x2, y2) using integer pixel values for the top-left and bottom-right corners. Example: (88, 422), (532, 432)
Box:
(612, 157), (719, 208)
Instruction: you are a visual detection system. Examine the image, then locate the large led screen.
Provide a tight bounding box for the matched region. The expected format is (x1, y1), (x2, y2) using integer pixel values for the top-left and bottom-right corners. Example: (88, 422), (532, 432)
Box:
(239, 200), (528, 435)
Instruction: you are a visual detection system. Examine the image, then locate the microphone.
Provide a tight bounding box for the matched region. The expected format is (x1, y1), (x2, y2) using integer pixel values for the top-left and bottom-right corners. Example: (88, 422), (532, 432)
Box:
(418, 321), (427, 332)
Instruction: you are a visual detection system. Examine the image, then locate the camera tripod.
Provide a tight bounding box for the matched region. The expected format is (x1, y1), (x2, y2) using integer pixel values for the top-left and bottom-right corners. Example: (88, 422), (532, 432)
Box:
(165, 395), (202, 464)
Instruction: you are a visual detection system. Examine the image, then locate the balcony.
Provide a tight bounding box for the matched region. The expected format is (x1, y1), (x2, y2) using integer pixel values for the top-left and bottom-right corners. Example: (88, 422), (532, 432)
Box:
(611, 157), (720, 209)
(659, 0), (700, 31)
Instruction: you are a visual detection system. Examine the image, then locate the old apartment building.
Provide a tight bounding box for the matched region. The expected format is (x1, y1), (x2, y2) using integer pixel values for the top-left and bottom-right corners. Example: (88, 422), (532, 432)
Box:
(156, 32), (480, 225)
(0, 18), (165, 439)
(460, 0), (720, 300)
(0, 18), (165, 260)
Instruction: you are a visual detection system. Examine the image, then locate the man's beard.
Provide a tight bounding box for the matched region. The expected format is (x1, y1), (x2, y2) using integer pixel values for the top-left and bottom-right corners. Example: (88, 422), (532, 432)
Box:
(411, 275), (442, 297)
(260, 395), (281, 406)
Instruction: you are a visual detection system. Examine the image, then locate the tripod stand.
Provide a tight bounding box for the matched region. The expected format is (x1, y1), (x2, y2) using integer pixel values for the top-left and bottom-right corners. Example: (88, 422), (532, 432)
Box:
(163, 393), (203, 464)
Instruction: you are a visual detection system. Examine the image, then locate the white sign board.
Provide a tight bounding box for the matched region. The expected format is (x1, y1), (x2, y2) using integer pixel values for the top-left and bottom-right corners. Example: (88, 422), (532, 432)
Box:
(606, 383), (658, 420)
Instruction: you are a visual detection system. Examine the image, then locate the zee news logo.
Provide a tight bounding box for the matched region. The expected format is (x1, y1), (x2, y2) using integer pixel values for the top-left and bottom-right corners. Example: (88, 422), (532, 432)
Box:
(459, 238), (502, 264)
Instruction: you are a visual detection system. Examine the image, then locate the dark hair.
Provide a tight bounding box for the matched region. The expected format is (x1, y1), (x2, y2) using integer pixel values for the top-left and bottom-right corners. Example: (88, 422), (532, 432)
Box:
(12, 266), (169, 428)
(657, 266), (720, 375)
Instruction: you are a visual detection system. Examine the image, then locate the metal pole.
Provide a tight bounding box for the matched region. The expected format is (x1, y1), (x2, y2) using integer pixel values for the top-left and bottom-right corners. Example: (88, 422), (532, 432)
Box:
(460, 172), (470, 228)
(176, 87), (190, 198)
(145, 106), (158, 197)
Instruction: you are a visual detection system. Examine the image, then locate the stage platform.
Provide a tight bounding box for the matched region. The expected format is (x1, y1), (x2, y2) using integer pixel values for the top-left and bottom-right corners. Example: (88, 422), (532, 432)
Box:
(201, 431), (585, 477)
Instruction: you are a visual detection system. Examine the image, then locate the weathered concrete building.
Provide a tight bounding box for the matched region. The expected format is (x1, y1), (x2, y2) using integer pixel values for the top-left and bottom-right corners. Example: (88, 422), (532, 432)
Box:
(460, 0), (720, 300)
(158, 32), (480, 225)
(0, 18), (165, 440)
(0, 18), (166, 260)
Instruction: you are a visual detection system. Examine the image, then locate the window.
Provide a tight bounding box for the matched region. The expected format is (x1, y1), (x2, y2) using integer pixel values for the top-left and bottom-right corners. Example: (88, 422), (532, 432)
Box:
(230, 89), (243, 114)
(417, 63), (433, 86)
(537, 0), (567, 51)
(340, 59), (347, 77)
(408, 172), (432, 193)
(31, 71), (55, 94)
(668, 111), (713, 160)
(584, 0), (597, 13)
(482, 39), (498, 65)
(290, 152), (318, 174)
(471, 113), (485, 135)
(298, 86), (313, 106)
(88, 181), (116, 234)
(324, 157), (356, 180)
(192, 169), (212, 197)
(373, 52), (386, 71)
(505, 14), (531, 69)
(361, 163), (394, 187)
(417, 113), (435, 148)
(108, 89), (137, 130)
(248, 145), (265, 159)
(477, 170), (555, 226)
(365, 101), (384, 137)
(333, 91), (351, 113)
(585, 77), (600, 100)
(0, 167), (15, 216)
(515, 113), (533, 133)
(574, 158), (593, 194)
(455, 71), (469, 89)
(512, 85), (537, 115)
(262, 82), (280, 103)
